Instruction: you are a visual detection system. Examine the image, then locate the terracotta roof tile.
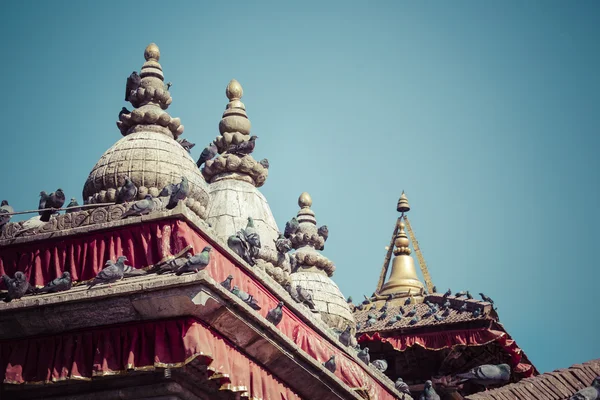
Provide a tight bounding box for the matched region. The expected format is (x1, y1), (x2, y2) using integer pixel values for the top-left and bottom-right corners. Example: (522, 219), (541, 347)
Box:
(465, 359), (600, 400)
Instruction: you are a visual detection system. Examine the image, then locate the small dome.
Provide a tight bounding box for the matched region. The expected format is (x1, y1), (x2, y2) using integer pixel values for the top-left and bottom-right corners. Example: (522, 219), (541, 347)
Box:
(83, 131), (209, 217)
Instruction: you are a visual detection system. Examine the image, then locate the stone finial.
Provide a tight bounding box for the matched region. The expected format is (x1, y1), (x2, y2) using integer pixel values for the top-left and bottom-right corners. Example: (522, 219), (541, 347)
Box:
(202, 80), (268, 187)
(287, 193), (335, 276)
(116, 43), (182, 139)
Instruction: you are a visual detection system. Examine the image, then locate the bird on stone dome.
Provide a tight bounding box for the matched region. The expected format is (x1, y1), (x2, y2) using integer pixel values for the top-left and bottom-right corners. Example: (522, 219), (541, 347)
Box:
(66, 198), (81, 213)
(284, 217), (299, 238)
(0, 200), (14, 227)
(37, 271), (72, 294)
(116, 176), (138, 204)
(196, 143), (218, 168)
(225, 135), (258, 156)
(40, 189), (65, 222)
(259, 158), (269, 169)
(122, 195), (154, 218)
(125, 71), (141, 102)
(2, 271), (35, 302)
(87, 256), (127, 289)
(166, 176), (190, 209)
(176, 138), (195, 153)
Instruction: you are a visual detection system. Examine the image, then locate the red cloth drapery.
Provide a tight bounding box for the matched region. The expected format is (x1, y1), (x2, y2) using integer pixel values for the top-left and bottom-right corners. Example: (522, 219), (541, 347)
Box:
(0, 220), (399, 399)
(0, 317), (301, 400)
(358, 329), (535, 378)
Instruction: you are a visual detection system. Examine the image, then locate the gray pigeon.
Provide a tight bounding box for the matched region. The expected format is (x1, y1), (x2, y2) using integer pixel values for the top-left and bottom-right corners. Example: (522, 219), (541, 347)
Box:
(284, 283), (301, 303)
(472, 308), (481, 318)
(443, 299), (451, 309)
(66, 198), (81, 213)
(227, 232), (255, 266)
(443, 288), (452, 298)
(456, 363), (511, 387)
(116, 176), (138, 204)
(41, 189), (65, 222)
(455, 291), (467, 298)
(284, 217), (299, 238)
(38, 191), (49, 215)
(122, 195), (154, 218)
(395, 378), (411, 395)
(404, 297), (412, 306)
(458, 303), (467, 312)
(569, 377), (600, 400)
(221, 275), (233, 291)
(243, 217), (261, 249)
(2, 272), (35, 302)
(87, 256), (127, 289)
(37, 271), (72, 294)
(317, 225), (329, 241)
(125, 71), (141, 101)
(266, 301), (284, 326)
(165, 82), (172, 91)
(231, 286), (261, 310)
(119, 107), (130, 119)
(466, 291), (473, 299)
(259, 158), (270, 169)
(166, 176), (189, 209)
(175, 246), (212, 276)
(339, 325), (352, 347)
(432, 286), (437, 293)
(176, 138), (195, 152)
(296, 285), (316, 309)
(434, 314), (445, 322)
(323, 355), (336, 373)
(274, 232), (292, 254)
(357, 347), (370, 365)
(479, 292), (494, 304)
(197, 143), (218, 167)
(409, 315), (420, 325)
(420, 380), (440, 400)
(371, 359), (388, 372)
(0, 200), (14, 226)
(155, 256), (188, 275)
(406, 305), (417, 317)
(226, 135), (258, 156)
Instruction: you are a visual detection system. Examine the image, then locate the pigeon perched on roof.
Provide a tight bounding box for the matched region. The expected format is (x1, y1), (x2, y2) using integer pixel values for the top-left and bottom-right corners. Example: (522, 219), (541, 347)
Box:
(369, 303), (377, 310)
(122, 195), (154, 218)
(166, 177), (190, 209)
(317, 225), (329, 241)
(227, 231), (255, 266)
(339, 325), (352, 347)
(2, 272), (35, 302)
(226, 135), (258, 156)
(422, 308), (434, 319)
(176, 138), (195, 152)
(372, 359), (388, 373)
(165, 82), (172, 91)
(197, 143), (218, 168)
(284, 217), (299, 238)
(434, 314), (445, 322)
(472, 308), (481, 318)
(296, 285), (316, 310)
(323, 355), (336, 373)
(456, 364), (511, 387)
(466, 291), (473, 299)
(455, 291), (467, 298)
(231, 286), (261, 310)
(379, 310), (388, 320)
(380, 302), (389, 313)
(347, 296), (353, 303)
(420, 380), (440, 400)
(266, 301), (284, 326)
(259, 158), (269, 169)
(409, 315), (420, 325)
(175, 246), (212, 276)
(37, 271), (72, 294)
(221, 275), (233, 291)
(125, 71), (141, 101)
(0, 200), (14, 226)
(38, 191), (49, 215)
(119, 107), (130, 119)
(274, 232), (292, 254)
(40, 189), (65, 221)
(155, 256), (188, 275)
(407, 305), (417, 317)
(569, 376), (600, 400)
(243, 217), (261, 249)
(88, 256), (127, 289)
(443, 299), (451, 309)
(458, 303), (468, 312)
(404, 297), (412, 306)
(66, 198), (81, 213)
(357, 347), (370, 365)
(443, 288), (452, 298)
(395, 377), (411, 395)
(284, 283), (301, 303)
(479, 292), (494, 304)
(432, 286), (437, 293)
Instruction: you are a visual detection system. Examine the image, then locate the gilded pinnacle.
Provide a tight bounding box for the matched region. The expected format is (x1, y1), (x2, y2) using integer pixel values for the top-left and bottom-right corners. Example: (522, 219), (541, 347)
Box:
(397, 191), (410, 213)
(226, 79), (243, 101)
(298, 192), (313, 209)
(144, 43), (160, 62)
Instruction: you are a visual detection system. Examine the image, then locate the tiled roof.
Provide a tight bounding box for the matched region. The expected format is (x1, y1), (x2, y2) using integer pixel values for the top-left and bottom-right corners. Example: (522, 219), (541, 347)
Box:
(466, 359), (600, 400)
(353, 294), (495, 334)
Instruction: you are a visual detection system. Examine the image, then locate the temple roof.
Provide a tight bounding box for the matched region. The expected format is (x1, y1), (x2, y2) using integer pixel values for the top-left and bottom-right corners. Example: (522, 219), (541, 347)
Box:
(466, 359), (600, 400)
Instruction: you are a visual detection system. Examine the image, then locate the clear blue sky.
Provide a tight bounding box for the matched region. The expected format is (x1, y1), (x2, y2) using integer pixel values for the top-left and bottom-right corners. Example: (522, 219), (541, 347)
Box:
(0, 1), (598, 373)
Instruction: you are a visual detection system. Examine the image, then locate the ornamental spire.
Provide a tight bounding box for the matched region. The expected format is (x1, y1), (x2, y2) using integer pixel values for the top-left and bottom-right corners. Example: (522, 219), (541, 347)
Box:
(201, 80), (269, 187)
(116, 43), (183, 139)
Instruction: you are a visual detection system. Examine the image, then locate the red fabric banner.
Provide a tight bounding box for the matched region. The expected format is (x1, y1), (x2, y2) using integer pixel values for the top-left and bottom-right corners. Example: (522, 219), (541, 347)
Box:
(0, 220), (399, 399)
(0, 317), (300, 400)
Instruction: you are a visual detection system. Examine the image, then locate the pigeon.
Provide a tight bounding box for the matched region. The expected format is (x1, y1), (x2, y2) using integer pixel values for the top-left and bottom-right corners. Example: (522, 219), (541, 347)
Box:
(283, 283), (301, 303)
(369, 303), (377, 310)
(122, 195), (154, 218)
(443, 288), (452, 298)
(166, 176), (190, 209)
(380, 302), (388, 313)
(266, 301), (284, 326)
(399, 306), (406, 315)
(357, 347), (370, 365)
(317, 225), (329, 241)
(355, 322), (362, 331)
(87, 256), (127, 289)
(231, 286), (261, 310)
(404, 297), (412, 306)
(339, 325), (352, 346)
(379, 311), (388, 320)
(226, 135), (258, 156)
(38, 191), (49, 215)
(458, 303), (468, 312)
(37, 271), (72, 294)
(122, 261), (147, 277)
(432, 286), (437, 293)
(196, 143), (218, 168)
(386, 316), (398, 326)
(365, 316), (377, 327)
(125, 71), (141, 101)
(0, 200), (14, 226)
(323, 355), (336, 373)
(420, 380), (440, 400)
(466, 291), (473, 300)
(422, 308), (434, 318)
(221, 275), (233, 291)
(434, 314), (445, 322)
(259, 158), (270, 169)
(479, 293), (494, 304)
(155, 256), (188, 275)
(443, 299), (451, 309)
(346, 296), (353, 303)
(176, 138), (195, 152)
(443, 308), (451, 316)
(455, 291), (467, 298)
(65, 198), (81, 213)
(2, 272), (35, 302)
(409, 315), (420, 325)
(274, 233), (292, 254)
(175, 246), (212, 275)
(406, 305), (417, 317)
(165, 82), (172, 91)
(119, 107), (130, 119)
(296, 285), (316, 309)
(243, 217), (261, 249)
(395, 378), (411, 395)
(569, 377), (600, 400)
(116, 176), (138, 204)
(456, 364), (511, 387)
(472, 308), (481, 318)
(41, 189), (65, 221)
(284, 217), (299, 238)
(362, 295), (372, 305)
(372, 359), (388, 373)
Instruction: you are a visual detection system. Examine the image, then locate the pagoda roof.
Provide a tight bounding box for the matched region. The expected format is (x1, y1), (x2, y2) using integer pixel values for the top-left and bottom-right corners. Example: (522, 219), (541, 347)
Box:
(466, 359), (600, 400)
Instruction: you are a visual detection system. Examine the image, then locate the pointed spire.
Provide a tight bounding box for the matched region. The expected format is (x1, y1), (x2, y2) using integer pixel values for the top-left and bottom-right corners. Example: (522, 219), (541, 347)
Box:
(116, 43), (182, 138)
(202, 80), (268, 187)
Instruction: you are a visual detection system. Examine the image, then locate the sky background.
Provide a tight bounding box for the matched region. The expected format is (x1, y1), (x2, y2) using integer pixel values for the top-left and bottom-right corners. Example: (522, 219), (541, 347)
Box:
(0, 1), (598, 374)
